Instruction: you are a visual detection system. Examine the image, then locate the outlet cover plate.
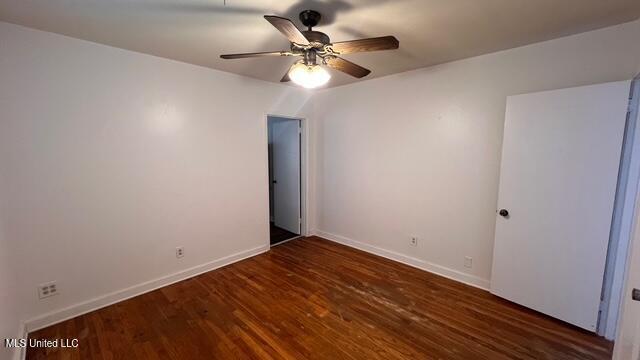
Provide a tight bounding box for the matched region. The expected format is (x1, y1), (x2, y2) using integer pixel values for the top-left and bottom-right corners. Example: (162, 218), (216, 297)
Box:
(38, 282), (58, 299)
(410, 236), (418, 247)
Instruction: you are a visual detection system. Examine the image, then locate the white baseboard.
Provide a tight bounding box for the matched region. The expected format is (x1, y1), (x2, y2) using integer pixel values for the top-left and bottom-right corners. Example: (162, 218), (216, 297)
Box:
(24, 245), (269, 333)
(315, 230), (490, 290)
(22, 233), (489, 338)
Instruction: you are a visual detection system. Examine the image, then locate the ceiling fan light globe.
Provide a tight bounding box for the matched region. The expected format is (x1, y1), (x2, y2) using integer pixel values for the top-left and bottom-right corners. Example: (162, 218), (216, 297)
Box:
(289, 63), (330, 89)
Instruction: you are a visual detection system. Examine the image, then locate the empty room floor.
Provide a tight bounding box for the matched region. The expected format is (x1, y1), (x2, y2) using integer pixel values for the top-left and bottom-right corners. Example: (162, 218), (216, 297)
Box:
(27, 237), (612, 360)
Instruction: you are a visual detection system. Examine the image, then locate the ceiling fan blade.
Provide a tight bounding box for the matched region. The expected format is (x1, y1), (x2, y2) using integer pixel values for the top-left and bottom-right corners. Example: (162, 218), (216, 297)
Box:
(325, 57), (371, 78)
(329, 36), (399, 54)
(281, 64), (294, 82)
(264, 15), (310, 45)
(220, 51), (292, 59)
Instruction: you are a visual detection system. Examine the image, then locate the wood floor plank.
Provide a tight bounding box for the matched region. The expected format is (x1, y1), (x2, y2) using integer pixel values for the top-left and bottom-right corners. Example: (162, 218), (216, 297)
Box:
(27, 237), (613, 359)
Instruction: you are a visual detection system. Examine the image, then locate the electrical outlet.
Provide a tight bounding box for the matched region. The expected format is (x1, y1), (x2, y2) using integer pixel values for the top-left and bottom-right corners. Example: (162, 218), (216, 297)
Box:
(410, 236), (418, 247)
(176, 247), (184, 258)
(38, 282), (58, 299)
(464, 256), (473, 268)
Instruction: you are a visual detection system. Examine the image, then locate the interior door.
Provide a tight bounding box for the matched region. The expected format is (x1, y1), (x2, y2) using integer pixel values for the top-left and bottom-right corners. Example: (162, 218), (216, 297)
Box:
(271, 119), (301, 234)
(491, 81), (630, 331)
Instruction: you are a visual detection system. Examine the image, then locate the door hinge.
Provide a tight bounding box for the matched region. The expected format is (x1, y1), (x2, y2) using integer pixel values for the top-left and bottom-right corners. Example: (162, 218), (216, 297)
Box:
(598, 299), (607, 312)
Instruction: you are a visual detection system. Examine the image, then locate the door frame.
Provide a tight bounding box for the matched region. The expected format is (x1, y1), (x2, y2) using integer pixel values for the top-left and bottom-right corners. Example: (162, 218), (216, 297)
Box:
(264, 114), (308, 248)
(600, 76), (640, 338)
(613, 74), (640, 359)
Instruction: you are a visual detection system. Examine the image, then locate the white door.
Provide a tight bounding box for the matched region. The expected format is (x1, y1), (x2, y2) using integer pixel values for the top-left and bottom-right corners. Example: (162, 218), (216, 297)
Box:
(271, 119), (301, 234)
(491, 81), (630, 331)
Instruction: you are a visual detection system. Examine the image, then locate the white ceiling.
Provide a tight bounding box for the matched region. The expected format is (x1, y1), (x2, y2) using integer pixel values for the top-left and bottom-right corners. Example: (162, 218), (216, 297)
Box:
(1, 0), (639, 88)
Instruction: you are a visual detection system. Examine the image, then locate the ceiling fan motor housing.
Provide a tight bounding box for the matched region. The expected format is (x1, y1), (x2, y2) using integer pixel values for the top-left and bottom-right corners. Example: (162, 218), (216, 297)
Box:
(302, 31), (330, 45)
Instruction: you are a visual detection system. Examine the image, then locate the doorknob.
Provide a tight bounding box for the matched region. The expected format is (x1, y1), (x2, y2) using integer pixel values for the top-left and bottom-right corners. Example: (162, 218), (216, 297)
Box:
(273, 180), (277, 184)
(633, 288), (640, 301)
(498, 209), (509, 218)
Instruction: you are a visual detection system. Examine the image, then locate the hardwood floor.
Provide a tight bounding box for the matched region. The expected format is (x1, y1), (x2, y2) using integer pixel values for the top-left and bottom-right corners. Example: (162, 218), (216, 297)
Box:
(27, 237), (612, 360)
(270, 222), (299, 245)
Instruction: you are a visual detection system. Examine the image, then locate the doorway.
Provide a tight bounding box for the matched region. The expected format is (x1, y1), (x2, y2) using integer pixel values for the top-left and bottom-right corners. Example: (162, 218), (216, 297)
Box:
(268, 116), (303, 246)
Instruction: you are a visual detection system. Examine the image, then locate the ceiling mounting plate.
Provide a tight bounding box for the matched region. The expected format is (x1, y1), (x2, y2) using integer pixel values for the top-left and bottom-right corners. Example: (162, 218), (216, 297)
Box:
(299, 10), (321, 29)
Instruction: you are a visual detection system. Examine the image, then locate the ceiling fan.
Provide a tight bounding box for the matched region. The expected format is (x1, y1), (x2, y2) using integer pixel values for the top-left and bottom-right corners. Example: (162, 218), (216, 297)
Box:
(220, 10), (399, 88)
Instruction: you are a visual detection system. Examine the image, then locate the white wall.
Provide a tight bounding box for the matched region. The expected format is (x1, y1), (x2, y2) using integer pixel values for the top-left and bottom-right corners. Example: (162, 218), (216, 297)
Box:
(0, 195), (21, 360)
(311, 20), (640, 289)
(0, 21), (312, 340)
